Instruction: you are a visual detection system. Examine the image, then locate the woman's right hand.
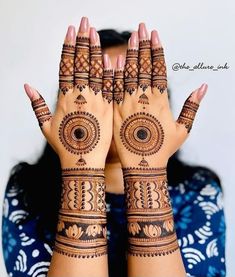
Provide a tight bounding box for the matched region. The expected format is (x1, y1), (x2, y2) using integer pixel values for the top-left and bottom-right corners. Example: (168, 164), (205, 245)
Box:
(24, 17), (114, 169)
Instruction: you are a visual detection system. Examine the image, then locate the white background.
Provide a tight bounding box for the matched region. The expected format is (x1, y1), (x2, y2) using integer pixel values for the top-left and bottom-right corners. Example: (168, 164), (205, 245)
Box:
(0, 0), (234, 276)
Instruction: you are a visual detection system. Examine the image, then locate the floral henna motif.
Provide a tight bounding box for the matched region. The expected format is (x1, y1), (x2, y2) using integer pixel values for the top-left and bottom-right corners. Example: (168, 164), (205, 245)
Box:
(74, 37), (89, 92)
(177, 96), (199, 133)
(139, 40), (152, 91)
(55, 168), (108, 258)
(120, 113), (164, 167)
(114, 70), (124, 104)
(123, 167), (179, 257)
(89, 46), (103, 94)
(102, 69), (113, 103)
(31, 95), (52, 127)
(124, 49), (138, 94)
(152, 47), (167, 93)
(59, 44), (75, 94)
(59, 112), (100, 166)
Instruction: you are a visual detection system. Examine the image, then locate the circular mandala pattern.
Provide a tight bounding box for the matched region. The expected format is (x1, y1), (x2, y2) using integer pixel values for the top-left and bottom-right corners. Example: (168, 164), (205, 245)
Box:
(59, 111), (100, 155)
(120, 112), (164, 156)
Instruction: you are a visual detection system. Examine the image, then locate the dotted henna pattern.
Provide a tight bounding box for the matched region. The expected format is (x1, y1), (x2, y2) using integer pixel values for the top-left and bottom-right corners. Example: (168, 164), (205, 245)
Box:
(120, 112), (164, 166)
(59, 112), (100, 165)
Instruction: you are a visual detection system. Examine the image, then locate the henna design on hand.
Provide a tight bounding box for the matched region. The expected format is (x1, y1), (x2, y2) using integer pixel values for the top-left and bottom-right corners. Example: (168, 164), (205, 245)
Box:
(32, 95), (52, 127)
(102, 69), (113, 103)
(138, 40), (152, 91)
(120, 113), (164, 167)
(89, 46), (103, 94)
(152, 47), (167, 93)
(124, 49), (138, 94)
(74, 37), (90, 92)
(59, 112), (100, 166)
(114, 70), (124, 104)
(74, 94), (87, 105)
(123, 167), (179, 257)
(177, 96), (199, 133)
(59, 44), (75, 94)
(55, 168), (108, 258)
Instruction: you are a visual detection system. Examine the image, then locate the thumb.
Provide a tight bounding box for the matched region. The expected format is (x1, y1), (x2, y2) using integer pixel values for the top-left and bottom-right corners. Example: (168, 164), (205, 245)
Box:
(24, 83), (52, 134)
(176, 83), (208, 134)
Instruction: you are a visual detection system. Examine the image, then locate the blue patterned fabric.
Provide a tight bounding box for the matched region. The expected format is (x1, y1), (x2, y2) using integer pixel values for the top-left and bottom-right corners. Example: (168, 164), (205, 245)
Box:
(2, 168), (226, 277)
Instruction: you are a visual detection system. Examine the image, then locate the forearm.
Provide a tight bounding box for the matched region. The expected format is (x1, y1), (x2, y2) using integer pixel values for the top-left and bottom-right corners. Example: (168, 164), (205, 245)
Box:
(123, 167), (186, 277)
(48, 168), (108, 277)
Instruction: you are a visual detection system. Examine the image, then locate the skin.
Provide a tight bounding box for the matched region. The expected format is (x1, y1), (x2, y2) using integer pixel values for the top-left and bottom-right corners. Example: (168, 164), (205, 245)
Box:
(24, 17), (208, 277)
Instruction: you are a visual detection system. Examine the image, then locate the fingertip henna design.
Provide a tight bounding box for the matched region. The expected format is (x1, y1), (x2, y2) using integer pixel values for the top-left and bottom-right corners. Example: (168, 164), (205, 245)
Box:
(102, 69), (113, 103)
(177, 97), (199, 133)
(139, 40), (152, 91)
(89, 45), (103, 94)
(59, 112), (100, 166)
(114, 70), (124, 104)
(124, 49), (138, 94)
(55, 168), (108, 258)
(59, 44), (75, 94)
(32, 95), (52, 128)
(152, 47), (167, 93)
(123, 167), (179, 257)
(75, 37), (90, 92)
(120, 113), (164, 167)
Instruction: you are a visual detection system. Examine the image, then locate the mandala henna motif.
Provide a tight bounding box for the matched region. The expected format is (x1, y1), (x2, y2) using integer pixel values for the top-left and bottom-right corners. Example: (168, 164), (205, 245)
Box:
(55, 168), (108, 258)
(120, 113), (164, 167)
(59, 112), (100, 166)
(32, 95), (52, 127)
(152, 47), (167, 93)
(177, 96), (199, 133)
(59, 44), (75, 94)
(114, 70), (124, 104)
(124, 49), (138, 94)
(74, 37), (89, 92)
(89, 46), (103, 94)
(102, 69), (113, 103)
(123, 167), (179, 257)
(139, 40), (152, 91)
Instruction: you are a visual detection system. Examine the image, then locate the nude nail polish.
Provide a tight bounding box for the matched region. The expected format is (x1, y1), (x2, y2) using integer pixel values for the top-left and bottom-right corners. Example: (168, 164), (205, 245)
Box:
(151, 30), (159, 46)
(24, 84), (33, 100)
(66, 26), (75, 42)
(117, 55), (124, 69)
(90, 28), (97, 44)
(103, 54), (109, 68)
(130, 32), (138, 47)
(79, 17), (88, 33)
(139, 23), (148, 40)
(197, 84), (208, 101)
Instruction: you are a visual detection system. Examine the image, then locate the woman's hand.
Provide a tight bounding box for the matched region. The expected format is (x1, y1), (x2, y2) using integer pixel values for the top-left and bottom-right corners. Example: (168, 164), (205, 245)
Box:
(113, 23), (208, 168)
(24, 17), (113, 169)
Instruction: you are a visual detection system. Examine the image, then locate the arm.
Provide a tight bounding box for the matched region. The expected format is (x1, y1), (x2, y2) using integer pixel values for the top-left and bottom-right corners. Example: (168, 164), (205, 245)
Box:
(113, 23), (208, 277)
(24, 17), (113, 277)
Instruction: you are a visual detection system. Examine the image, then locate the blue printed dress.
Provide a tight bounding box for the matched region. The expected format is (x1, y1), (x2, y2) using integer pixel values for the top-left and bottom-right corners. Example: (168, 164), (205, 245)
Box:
(2, 168), (226, 277)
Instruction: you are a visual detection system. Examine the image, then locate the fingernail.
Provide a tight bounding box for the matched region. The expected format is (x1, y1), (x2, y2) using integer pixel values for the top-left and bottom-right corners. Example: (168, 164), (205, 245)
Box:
(104, 54), (111, 68)
(130, 32), (138, 47)
(66, 25), (76, 42)
(79, 17), (89, 33)
(24, 83), (34, 100)
(90, 27), (97, 44)
(117, 55), (124, 69)
(139, 23), (148, 40)
(197, 83), (208, 101)
(151, 30), (160, 46)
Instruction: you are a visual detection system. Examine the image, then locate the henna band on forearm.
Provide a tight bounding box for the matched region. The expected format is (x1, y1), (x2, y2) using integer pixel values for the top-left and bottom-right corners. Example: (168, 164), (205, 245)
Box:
(177, 96), (199, 133)
(152, 47), (167, 93)
(32, 95), (52, 127)
(54, 168), (107, 258)
(139, 40), (152, 91)
(59, 44), (75, 94)
(74, 37), (90, 92)
(123, 167), (179, 257)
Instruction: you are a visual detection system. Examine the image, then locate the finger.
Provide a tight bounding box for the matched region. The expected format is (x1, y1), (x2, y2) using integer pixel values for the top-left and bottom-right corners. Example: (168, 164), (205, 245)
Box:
(59, 26), (76, 95)
(24, 84), (52, 132)
(138, 23), (152, 91)
(177, 83), (208, 133)
(151, 30), (167, 93)
(102, 54), (113, 103)
(113, 55), (125, 104)
(89, 28), (103, 94)
(124, 31), (139, 95)
(74, 17), (90, 92)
